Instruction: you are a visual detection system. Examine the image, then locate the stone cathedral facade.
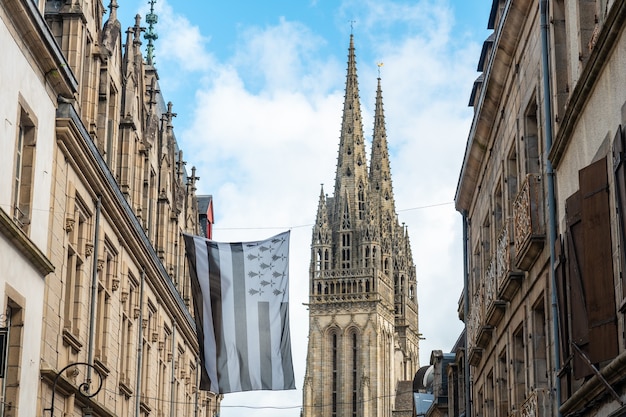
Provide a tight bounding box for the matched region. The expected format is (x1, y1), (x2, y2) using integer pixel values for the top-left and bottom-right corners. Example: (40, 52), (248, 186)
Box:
(302, 35), (420, 417)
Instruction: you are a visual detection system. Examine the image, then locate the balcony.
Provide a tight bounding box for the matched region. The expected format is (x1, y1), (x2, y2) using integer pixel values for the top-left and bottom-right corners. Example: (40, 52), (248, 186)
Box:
(521, 388), (552, 417)
(496, 218), (524, 300)
(467, 286), (486, 366)
(484, 256), (506, 327)
(513, 174), (545, 270)
(310, 268), (393, 309)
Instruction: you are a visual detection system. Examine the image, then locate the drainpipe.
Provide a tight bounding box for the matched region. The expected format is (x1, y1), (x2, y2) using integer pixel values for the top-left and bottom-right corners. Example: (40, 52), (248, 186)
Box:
(170, 320), (177, 417)
(195, 356), (200, 417)
(462, 212), (471, 417)
(87, 196), (102, 383)
(135, 269), (146, 417)
(540, 1), (561, 415)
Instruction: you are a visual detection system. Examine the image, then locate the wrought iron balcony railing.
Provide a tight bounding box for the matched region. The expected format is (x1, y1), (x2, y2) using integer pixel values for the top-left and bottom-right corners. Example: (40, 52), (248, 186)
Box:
(513, 174), (545, 270)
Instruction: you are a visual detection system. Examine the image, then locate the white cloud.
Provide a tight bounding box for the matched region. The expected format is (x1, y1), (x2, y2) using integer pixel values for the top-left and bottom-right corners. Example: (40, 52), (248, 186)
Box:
(139, 0), (484, 415)
(150, 1), (214, 72)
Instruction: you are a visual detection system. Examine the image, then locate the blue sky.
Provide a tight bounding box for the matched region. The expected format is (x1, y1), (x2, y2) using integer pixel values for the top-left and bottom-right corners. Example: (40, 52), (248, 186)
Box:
(116, 1), (493, 415)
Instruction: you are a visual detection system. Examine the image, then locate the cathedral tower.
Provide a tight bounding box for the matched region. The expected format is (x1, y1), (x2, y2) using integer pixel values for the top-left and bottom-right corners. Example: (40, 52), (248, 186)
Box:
(303, 35), (420, 417)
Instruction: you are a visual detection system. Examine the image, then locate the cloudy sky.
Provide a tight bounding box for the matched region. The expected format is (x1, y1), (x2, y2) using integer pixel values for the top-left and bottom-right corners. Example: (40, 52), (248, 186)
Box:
(118, 0), (492, 414)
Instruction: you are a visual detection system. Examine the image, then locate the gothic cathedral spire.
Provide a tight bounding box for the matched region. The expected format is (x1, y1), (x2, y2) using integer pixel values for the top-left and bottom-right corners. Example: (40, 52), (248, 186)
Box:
(304, 35), (420, 417)
(333, 34), (369, 226)
(369, 77), (396, 218)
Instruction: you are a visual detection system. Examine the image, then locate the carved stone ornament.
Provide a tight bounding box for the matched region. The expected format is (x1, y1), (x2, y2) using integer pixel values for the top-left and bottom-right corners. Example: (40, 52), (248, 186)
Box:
(85, 242), (94, 257)
(97, 259), (105, 271)
(175, 180), (185, 213)
(111, 278), (120, 292)
(65, 217), (75, 232)
(121, 289), (129, 303)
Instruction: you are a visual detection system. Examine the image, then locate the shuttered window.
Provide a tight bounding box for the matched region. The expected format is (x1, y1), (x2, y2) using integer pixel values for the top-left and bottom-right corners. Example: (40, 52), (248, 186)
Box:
(579, 157), (618, 364)
(565, 191), (591, 379)
(562, 156), (618, 380)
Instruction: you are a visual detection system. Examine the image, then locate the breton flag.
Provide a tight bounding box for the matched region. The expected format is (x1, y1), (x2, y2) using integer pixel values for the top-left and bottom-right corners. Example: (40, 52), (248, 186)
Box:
(183, 231), (295, 394)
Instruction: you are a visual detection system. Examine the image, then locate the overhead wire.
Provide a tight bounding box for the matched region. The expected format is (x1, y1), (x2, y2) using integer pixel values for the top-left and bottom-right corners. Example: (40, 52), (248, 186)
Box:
(213, 201), (455, 231)
(98, 385), (420, 410)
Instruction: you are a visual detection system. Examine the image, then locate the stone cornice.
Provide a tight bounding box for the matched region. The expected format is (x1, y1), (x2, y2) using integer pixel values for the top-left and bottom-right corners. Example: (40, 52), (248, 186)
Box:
(455, 0), (533, 212)
(1, 0), (77, 98)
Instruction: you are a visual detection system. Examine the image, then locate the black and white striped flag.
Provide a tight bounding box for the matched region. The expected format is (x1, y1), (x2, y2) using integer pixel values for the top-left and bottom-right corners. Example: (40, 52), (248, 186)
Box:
(183, 231), (295, 394)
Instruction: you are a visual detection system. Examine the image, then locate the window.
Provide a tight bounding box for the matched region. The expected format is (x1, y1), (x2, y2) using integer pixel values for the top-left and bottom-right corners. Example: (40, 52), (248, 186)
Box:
(341, 233), (351, 269)
(494, 181), (503, 234)
(559, 156), (618, 380)
(351, 332), (358, 417)
(477, 387), (484, 417)
(315, 249), (322, 273)
(512, 324), (526, 409)
(119, 272), (138, 390)
(63, 195), (91, 340)
(3, 301), (24, 416)
(358, 183), (365, 220)
(106, 84), (118, 167)
(332, 332), (338, 417)
(12, 106), (37, 232)
(95, 240), (117, 367)
(523, 99), (541, 176)
(577, 0), (599, 65)
(532, 295), (548, 389)
(551, 0), (569, 121)
(507, 144), (519, 206)
(472, 241), (481, 294)
(485, 371), (495, 417)
(482, 213), (492, 270)
(497, 349), (508, 416)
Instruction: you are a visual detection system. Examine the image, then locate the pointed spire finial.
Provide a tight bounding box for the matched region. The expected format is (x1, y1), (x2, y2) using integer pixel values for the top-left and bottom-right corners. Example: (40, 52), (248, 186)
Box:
(108, 0), (118, 20)
(350, 20), (356, 34)
(377, 62), (384, 78)
(133, 14), (146, 47)
(145, 0), (159, 65)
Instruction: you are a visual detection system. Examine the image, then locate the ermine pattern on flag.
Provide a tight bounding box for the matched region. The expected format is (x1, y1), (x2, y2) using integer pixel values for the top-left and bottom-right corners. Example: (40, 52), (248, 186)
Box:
(184, 231), (295, 394)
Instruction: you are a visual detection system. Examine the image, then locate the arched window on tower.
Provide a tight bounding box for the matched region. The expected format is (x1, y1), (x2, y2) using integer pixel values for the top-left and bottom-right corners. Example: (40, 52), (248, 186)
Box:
(315, 249), (322, 275)
(332, 332), (338, 417)
(341, 233), (351, 269)
(352, 332), (359, 417)
(373, 247), (378, 268)
(358, 183), (365, 220)
(324, 249), (330, 270)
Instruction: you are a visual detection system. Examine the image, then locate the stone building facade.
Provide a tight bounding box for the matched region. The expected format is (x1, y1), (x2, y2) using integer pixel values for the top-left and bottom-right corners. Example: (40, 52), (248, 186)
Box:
(302, 35), (420, 417)
(454, 1), (626, 417)
(0, 0), (219, 415)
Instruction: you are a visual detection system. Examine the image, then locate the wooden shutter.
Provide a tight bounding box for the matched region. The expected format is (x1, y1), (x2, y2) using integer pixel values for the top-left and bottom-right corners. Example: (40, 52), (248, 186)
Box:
(565, 191), (591, 379)
(613, 125), (626, 299)
(579, 156), (618, 364)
